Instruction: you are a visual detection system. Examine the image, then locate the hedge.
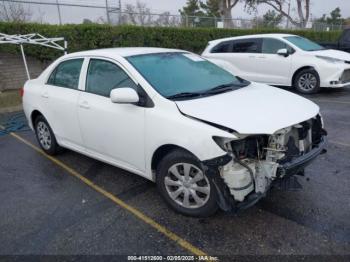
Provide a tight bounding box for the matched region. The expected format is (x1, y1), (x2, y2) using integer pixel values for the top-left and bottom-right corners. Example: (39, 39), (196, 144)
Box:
(0, 22), (341, 61)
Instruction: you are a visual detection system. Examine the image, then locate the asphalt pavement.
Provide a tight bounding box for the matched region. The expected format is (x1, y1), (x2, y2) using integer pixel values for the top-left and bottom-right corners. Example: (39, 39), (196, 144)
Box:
(0, 87), (349, 261)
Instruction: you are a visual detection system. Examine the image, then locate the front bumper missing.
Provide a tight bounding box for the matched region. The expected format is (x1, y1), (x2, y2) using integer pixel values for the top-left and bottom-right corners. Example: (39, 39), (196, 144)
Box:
(277, 136), (327, 178)
(203, 136), (327, 213)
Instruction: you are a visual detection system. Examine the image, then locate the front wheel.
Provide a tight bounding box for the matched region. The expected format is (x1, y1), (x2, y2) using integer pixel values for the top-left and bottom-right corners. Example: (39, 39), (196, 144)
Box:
(156, 150), (219, 217)
(293, 69), (321, 94)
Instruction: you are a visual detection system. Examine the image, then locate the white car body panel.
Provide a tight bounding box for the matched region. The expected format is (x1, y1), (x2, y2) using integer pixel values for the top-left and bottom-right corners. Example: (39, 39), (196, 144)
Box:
(202, 33), (350, 89)
(23, 48), (324, 207)
(176, 83), (319, 135)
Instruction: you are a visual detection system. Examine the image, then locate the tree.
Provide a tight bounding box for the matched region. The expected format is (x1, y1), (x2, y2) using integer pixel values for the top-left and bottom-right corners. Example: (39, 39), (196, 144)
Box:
(200, 0), (220, 17)
(83, 18), (93, 24)
(314, 7), (344, 28)
(179, 0), (205, 17)
(0, 1), (32, 22)
(327, 7), (343, 25)
(123, 1), (152, 26)
(218, 0), (240, 28)
(262, 9), (283, 27)
(246, 0), (311, 28)
(180, 0), (241, 28)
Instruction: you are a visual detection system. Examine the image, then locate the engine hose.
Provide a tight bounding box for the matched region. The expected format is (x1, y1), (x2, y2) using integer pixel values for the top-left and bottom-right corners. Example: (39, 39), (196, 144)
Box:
(231, 151), (255, 191)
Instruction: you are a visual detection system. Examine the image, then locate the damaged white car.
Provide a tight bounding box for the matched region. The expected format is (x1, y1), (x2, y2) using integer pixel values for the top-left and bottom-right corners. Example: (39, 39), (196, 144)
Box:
(23, 48), (327, 217)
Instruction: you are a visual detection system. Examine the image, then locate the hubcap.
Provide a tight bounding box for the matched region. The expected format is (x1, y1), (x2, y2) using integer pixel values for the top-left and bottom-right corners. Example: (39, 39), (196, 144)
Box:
(165, 163), (210, 209)
(36, 121), (52, 150)
(298, 73), (317, 91)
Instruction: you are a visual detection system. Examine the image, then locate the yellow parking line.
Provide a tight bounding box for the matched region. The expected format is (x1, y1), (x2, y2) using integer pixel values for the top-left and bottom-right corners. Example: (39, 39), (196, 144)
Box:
(0, 128), (207, 256)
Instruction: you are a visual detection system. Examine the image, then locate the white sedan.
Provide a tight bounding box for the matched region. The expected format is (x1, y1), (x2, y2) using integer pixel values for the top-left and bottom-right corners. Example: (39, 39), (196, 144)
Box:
(202, 34), (350, 94)
(23, 48), (327, 217)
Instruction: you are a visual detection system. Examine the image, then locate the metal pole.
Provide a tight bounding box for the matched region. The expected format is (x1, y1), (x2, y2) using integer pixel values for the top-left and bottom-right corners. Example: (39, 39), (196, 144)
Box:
(105, 0), (111, 24)
(118, 0), (122, 25)
(56, 0), (62, 25)
(64, 40), (67, 55)
(20, 44), (30, 80)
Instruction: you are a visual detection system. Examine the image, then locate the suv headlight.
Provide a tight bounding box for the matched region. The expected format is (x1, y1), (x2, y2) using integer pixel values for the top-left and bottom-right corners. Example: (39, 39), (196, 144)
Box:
(316, 55), (344, 64)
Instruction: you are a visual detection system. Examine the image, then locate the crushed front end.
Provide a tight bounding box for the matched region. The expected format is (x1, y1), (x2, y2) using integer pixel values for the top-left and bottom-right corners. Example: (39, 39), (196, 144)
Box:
(212, 114), (327, 211)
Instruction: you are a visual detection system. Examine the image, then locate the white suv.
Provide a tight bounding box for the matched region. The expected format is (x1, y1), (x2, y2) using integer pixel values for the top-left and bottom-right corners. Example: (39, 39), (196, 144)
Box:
(202, 34), (350, 94)
(23, 48), (327, 217)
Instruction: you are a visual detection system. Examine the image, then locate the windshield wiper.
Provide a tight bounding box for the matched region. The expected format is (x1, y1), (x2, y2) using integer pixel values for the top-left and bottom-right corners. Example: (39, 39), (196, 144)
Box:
(204, 82), (249, 95)
(166, 92), (202, 100)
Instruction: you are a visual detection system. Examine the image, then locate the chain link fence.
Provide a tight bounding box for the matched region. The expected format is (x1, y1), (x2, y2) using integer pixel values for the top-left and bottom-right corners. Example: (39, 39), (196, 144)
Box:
(0, 0), (345, 31)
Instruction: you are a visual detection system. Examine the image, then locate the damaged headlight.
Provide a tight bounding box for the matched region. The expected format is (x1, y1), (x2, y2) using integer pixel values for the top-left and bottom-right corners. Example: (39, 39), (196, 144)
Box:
(212, 136), (234, 152)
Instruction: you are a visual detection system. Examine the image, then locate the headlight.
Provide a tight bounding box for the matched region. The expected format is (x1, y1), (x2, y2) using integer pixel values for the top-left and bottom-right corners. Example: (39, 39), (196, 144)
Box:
(316, 55), (344, 64)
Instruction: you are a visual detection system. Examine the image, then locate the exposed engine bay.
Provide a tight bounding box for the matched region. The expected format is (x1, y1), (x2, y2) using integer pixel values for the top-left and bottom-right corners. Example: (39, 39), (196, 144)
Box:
(218, 115), (327, 203)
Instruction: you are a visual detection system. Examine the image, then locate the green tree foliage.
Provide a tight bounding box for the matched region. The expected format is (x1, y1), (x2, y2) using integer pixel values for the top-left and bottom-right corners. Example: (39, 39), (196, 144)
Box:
(0, 22), (341, 61)
(200, 0), (220, 17)
(262, 10), (283, 28)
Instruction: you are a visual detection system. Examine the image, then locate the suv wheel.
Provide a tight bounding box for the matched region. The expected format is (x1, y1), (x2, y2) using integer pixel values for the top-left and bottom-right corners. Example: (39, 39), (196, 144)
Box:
(156, 150), (219, 217)
(34, 115), (60, 155)
(294, 69), (321, 94)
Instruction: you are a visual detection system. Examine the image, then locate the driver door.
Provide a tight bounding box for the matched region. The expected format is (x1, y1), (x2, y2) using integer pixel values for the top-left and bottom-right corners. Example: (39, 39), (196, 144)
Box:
(78, 58), (146, 173)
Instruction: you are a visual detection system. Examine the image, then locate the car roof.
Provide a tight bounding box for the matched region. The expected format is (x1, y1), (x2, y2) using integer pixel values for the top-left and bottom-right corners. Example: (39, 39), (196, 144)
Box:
(63, 47), (185, 60)
(208, 33), (297, 44)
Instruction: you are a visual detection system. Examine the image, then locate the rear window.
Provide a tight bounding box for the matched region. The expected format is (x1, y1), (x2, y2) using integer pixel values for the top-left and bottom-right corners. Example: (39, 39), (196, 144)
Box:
(232, 38), (262, 53)
(211, 41), (232, 53)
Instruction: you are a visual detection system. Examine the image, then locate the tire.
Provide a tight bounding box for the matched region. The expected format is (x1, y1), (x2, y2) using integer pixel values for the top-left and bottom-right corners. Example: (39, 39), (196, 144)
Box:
(293, 68), (321, 94)
(156, 149), (219, 217)
(34, 115), (61, 155)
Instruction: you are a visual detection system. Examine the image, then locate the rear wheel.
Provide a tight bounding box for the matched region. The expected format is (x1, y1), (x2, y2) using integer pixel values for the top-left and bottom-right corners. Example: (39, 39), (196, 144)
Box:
(293, 69), (320, 94)
(156, 150), (219, 217)
(34, 115), (60, 155)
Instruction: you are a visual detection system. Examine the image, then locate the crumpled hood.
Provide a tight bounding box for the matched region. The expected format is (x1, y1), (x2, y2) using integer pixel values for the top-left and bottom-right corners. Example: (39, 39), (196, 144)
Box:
(175, 83), (319, 135)
(312, 49), (350, 61)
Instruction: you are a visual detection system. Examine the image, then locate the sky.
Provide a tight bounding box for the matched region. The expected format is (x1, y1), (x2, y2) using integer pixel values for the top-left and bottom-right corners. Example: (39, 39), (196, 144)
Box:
(22, 0), (350, 24)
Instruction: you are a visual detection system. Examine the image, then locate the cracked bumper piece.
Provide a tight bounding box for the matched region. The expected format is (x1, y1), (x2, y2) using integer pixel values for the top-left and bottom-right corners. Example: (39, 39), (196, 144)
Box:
(277, 136), (327, 177)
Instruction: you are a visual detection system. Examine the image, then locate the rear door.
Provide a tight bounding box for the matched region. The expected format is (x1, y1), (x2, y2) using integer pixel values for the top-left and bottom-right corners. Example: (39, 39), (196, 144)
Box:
(77, 57), (146, 173)
(44, 58), (85, 150)
(254, 38), (293, 85)
(208, 38), (262, 81)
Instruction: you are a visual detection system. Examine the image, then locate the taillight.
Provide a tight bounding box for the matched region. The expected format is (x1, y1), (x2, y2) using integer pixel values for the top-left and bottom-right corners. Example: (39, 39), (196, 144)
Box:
(19, 87), (24, 97)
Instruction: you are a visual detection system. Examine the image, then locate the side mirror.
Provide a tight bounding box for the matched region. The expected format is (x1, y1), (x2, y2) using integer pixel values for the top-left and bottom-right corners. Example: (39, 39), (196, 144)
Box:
(110, 88), (139, 104)
(277, 48), (289, 57)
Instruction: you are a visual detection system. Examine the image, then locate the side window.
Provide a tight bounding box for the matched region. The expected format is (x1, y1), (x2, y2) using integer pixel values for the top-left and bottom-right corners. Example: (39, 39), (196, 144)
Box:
(47, 59), (83, 89)
(262, 38), (293, 54)
(232, 38), (262, 53)
(86, 59), (138, 97)
(211, 41), (232, 53)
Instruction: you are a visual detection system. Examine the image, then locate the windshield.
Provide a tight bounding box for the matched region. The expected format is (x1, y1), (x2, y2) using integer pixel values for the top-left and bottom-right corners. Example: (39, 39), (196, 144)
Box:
(284, 36), (325, 51)
(126, 52), (247, 99)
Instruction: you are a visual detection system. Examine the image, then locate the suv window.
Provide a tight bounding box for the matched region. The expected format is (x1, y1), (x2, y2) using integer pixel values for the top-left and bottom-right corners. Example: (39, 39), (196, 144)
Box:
(232, 38), (262, 53)
(86, 59), (137, 97)
(47, 59), (83, 89)
(262, 38), (294, 54)
(211, 41), (232, 53)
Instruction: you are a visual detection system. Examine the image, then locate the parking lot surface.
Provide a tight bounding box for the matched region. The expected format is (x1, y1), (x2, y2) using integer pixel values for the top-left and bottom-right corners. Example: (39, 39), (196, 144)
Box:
(0, 87), (349, 260)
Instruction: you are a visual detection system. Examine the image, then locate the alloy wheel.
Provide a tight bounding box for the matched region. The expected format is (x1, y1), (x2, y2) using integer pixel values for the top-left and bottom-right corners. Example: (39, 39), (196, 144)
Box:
(298, 73), (317, 91)
(36, 121), (52, 150)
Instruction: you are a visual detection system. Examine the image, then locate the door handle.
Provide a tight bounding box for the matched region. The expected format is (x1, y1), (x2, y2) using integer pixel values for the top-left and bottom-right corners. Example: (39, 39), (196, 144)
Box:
(257, 56), (266, 59)
(41, 92), (49, 98)
(79, 101), (90, 109)
(248, 55), (256, 58)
